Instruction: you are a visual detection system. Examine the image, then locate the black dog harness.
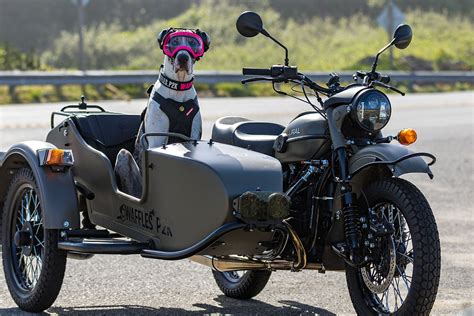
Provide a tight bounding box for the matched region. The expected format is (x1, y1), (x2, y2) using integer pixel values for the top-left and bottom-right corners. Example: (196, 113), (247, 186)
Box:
(140, 90), (200, 144)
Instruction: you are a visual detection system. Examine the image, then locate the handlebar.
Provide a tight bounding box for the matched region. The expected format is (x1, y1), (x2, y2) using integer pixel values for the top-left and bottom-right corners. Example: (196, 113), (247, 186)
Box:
(241, 77), (277, 84)
(241, 65), (332, 95)
(355, 71), (390, 84)
(242, 68), (272, 76)
(380, 74), (390, 84)
(242, 65), (299, 79)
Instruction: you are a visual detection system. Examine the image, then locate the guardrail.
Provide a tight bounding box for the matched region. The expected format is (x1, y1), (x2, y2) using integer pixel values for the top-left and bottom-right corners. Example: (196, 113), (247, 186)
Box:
(0, 70), (473, 86)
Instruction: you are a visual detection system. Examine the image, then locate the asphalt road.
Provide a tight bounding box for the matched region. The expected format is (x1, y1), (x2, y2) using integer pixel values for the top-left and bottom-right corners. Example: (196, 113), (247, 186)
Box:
(0, 91), (473, 315)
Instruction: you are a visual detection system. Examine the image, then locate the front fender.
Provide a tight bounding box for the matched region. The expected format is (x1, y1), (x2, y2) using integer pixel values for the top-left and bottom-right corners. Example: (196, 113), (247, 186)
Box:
(0, 141), (79, 229)
(349, 143), (434, 179)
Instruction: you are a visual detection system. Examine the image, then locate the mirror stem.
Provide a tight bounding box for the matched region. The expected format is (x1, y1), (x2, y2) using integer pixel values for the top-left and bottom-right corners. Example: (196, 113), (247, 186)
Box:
(261, 29), (289, 66)
(371, 52), (381, 73)
(371, 38), (395, 73)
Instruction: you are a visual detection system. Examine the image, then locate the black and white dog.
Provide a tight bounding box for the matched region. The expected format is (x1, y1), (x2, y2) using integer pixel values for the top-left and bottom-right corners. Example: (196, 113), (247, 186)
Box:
(115, 28), (211, 197)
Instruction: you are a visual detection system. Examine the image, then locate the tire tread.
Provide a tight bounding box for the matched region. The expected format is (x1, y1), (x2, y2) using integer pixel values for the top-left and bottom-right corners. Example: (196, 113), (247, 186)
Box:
(2, 168), (67, 313)
(212, 270), (271, 299)
(346, 178), (440, 315)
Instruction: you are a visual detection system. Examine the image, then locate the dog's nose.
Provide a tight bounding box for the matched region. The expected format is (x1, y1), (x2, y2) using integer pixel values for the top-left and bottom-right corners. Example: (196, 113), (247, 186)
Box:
(176, 52), (190, 65)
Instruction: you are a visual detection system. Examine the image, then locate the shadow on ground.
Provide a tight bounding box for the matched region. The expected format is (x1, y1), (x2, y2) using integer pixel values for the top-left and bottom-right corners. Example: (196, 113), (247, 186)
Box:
(0, 296), (336, 315)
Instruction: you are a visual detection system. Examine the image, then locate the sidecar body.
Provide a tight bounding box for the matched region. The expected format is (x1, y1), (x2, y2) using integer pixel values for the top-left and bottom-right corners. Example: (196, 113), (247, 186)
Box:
(0, 105), (285, 257)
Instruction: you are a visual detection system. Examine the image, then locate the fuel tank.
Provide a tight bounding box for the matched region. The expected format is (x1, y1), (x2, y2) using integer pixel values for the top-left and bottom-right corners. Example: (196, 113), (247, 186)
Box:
(274, 112), (330, 163)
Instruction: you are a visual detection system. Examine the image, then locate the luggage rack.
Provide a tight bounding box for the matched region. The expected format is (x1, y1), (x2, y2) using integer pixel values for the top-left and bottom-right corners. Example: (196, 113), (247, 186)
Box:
(50, 96), (111, 128)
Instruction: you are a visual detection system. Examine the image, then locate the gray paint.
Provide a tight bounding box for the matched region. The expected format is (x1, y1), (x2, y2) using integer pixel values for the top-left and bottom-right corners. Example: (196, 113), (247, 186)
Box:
(349, 143), (433, 178)
(0, 141), (80, 229)
(326, 106), (352, 151)
(323, 86), (368, 108)
(275, 113), (330, 163)
(46, 117), (283, 254)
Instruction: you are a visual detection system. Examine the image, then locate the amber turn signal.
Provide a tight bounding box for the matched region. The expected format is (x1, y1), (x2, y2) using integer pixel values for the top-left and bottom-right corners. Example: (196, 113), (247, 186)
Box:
(38, 149), (74, 166)
(397, 128), (417, 145)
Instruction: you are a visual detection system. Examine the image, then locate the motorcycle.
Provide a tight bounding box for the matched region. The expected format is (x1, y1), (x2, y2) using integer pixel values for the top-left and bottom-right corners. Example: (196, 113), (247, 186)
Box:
(0, 10), (440, 315)
(210, 11), (441, 315)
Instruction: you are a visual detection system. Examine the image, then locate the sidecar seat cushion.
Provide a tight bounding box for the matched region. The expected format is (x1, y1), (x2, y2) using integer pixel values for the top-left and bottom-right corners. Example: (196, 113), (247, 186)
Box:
(212, 117), (284, 156)
(72, 113), (141, 165)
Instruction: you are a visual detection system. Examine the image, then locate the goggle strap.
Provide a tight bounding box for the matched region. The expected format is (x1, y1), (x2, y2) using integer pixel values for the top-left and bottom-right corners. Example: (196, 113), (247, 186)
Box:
(159, 72), (194, 91)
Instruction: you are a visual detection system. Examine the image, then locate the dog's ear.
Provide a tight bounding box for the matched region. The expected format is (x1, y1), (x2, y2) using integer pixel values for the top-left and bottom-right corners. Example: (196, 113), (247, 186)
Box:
(196, 29), (211, 52)
(157, 28), (172, 49)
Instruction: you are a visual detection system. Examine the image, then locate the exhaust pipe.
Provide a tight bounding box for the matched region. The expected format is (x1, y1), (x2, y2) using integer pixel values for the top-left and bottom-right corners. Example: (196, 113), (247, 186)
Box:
(190, 255), (322, 272)
(189, 218), (315, 272)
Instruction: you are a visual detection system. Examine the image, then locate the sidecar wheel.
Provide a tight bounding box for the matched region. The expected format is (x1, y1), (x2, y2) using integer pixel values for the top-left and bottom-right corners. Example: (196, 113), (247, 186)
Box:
(346, 178), (440, 315)
(212, 269), (271, 299)
(2, 168), (67, 313)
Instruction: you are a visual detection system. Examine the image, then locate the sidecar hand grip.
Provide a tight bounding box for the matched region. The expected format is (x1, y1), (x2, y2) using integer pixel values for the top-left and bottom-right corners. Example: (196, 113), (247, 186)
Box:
(140, 132), (193, 149)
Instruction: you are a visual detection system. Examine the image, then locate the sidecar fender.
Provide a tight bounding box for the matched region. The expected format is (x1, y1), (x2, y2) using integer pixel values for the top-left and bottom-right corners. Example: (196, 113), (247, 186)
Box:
(0, 141), (80, 230)
(349, 143), (434, 180)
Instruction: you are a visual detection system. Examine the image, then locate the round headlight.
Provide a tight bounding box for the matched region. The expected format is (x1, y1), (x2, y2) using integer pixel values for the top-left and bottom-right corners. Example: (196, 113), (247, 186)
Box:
(353, 90), (391, 131)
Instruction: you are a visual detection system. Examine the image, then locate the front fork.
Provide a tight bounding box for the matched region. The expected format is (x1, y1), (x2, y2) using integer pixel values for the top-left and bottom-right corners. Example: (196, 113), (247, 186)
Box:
(326, 106), (369, 266)
(335, 147), (361, 263)
(334, 147), (395, 267)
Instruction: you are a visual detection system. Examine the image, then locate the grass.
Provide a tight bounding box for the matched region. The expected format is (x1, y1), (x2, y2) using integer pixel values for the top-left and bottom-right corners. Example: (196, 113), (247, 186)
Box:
(1, 1), (472, 104)
(1, 81), (472, 105)
(41, 3), (474, 72)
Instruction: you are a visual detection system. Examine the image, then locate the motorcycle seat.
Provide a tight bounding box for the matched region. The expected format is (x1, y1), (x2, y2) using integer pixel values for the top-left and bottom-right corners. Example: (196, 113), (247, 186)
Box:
(212, 116), (285, 156)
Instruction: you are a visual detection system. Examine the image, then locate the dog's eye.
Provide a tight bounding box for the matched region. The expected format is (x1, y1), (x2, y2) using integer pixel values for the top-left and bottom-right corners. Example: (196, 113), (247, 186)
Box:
(187, 38), (199, 48)
(170, 38), (180, 46)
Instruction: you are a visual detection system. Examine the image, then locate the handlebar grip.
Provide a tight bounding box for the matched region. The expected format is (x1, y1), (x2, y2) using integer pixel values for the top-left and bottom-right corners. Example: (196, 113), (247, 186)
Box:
(242, 68), (272, 76)
(380, 75), (391, 84)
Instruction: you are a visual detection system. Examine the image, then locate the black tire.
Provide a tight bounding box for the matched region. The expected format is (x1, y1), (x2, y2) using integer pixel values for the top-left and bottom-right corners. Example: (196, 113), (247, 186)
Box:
(212, 269), (271, 299)
(2, 168), (67, 313)
(346, 178), (440, 315)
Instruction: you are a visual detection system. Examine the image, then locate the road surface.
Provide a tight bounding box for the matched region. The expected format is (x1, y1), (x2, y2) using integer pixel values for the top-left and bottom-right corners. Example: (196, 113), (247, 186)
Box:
(0, 91), (473, 315)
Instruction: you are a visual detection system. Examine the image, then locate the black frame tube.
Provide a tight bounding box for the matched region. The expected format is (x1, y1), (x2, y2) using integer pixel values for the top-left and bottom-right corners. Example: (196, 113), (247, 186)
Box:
(58, 240), (149, 254)
(141, 222), (246, 260)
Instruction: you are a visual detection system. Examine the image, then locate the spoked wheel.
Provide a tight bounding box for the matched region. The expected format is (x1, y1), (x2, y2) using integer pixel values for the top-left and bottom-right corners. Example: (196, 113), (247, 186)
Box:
(360, 203), (412, 311)
(212, 269), (271, 299)
(2, 168), (67, 313)
(346, 178), (440, 315)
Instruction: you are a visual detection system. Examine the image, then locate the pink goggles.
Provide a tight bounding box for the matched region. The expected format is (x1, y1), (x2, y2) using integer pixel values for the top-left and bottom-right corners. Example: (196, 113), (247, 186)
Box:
(162, 31), (205, 59)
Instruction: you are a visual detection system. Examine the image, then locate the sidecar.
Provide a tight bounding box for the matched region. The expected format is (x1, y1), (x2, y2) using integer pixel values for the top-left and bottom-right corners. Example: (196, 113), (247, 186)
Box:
(0, 101), (289, 258)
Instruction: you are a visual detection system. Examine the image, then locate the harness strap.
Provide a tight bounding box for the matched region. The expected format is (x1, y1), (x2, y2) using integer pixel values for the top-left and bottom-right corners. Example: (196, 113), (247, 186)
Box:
(140, 92), (199, 144)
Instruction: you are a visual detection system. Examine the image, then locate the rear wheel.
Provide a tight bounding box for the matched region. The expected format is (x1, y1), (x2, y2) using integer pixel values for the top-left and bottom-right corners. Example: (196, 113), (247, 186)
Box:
(212, 269), (271, 299)
(2, 168), (67, 313)
(346, 178), (440, 315)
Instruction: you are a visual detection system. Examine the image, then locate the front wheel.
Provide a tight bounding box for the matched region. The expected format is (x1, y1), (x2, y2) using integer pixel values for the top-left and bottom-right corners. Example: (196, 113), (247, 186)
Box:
(212, 269), (271, 299)
(2, 168), (67, 313)
(346, 178), (440, 315)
